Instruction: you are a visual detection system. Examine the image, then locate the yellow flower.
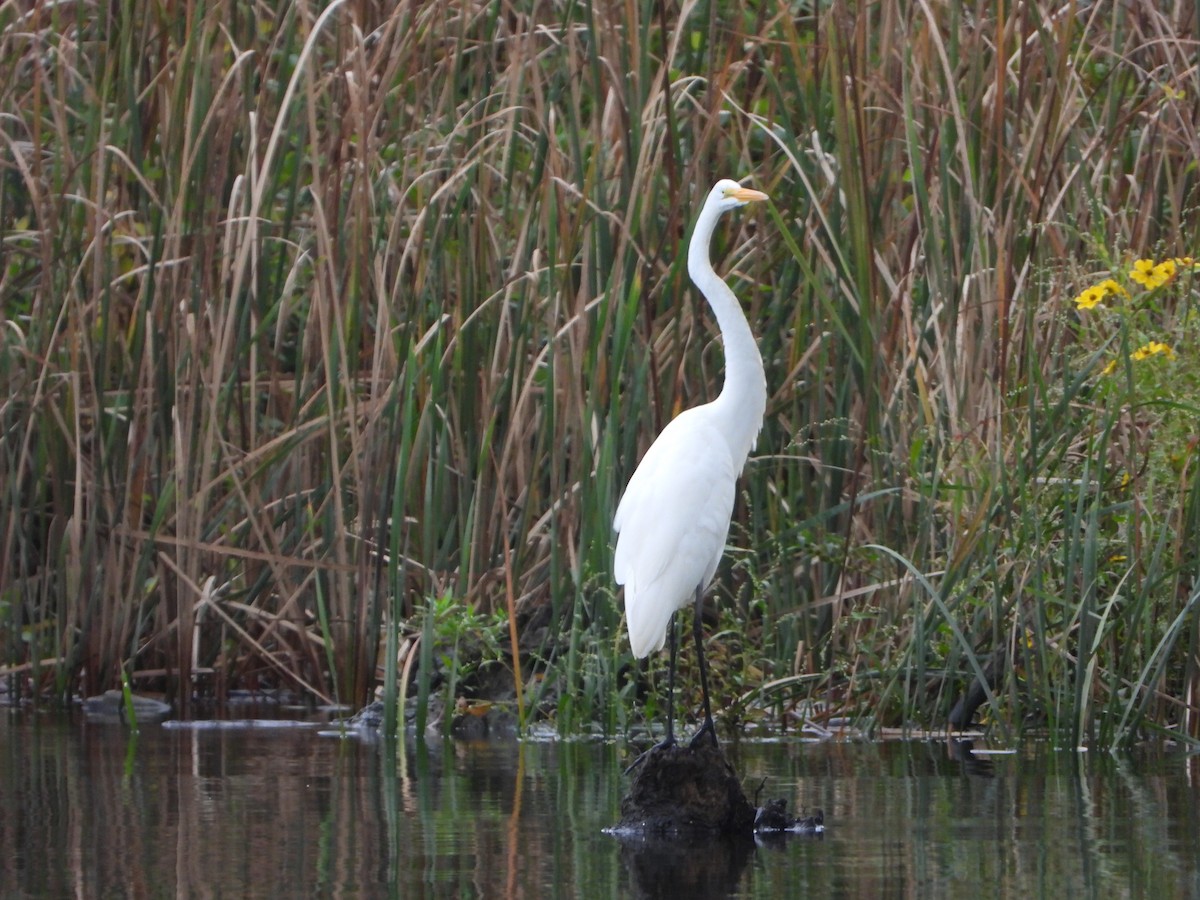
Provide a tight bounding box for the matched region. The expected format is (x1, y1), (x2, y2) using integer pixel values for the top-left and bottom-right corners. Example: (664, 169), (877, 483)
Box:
(1101, 358), (1118, 375)
(1129, 256), (1188, 289)
(1130, 258), (1159, 287)
(1154, 259), (1177, 283)
(1072, 276), (1128, 311)
(1130, 341), (1174, 361)
(1073, 286), (1106, 310)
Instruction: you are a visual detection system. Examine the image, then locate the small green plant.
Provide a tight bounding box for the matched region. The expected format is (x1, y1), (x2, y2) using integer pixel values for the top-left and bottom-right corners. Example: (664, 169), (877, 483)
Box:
(419, 593), (508, 701)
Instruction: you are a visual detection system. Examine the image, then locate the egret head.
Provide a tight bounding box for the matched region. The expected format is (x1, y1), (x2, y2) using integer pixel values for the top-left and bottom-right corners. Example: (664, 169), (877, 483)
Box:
(708, 178), (769, 212)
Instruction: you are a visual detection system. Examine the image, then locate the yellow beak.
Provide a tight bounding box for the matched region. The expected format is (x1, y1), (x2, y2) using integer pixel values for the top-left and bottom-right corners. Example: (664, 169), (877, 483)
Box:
(728, 186), (769, 203)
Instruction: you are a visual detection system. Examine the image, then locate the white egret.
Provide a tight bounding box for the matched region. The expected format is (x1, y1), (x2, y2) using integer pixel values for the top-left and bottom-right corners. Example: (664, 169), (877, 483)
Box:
(614, 178), (768, 751)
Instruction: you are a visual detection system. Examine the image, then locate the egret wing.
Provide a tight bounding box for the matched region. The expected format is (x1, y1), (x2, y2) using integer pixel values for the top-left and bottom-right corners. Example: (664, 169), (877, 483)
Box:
(613, 410), (737, 658)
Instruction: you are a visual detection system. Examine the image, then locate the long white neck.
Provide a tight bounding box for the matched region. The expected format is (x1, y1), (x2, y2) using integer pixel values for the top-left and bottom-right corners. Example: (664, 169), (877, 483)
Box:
(687, 202), (767, 470)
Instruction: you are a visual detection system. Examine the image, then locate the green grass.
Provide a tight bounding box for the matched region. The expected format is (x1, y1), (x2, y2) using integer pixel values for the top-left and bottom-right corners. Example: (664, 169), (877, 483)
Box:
(1, 0), (1198, 748)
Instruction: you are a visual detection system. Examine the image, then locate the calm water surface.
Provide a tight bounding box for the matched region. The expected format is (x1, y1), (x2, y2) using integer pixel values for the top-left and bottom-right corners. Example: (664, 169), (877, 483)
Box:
(2, 711), (1198, 898)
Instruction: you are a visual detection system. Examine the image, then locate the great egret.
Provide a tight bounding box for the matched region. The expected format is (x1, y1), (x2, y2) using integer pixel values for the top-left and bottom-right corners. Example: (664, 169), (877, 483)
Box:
(614, 178), (768, 751)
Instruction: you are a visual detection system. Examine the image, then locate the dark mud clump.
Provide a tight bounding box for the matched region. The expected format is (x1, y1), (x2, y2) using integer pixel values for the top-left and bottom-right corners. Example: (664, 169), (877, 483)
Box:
(616, 738), (822, 837)
(619, 739), (755, 834)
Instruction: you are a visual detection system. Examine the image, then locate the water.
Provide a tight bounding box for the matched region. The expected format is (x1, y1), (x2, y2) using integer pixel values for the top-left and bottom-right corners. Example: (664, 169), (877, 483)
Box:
(2, 711), (1198, 898)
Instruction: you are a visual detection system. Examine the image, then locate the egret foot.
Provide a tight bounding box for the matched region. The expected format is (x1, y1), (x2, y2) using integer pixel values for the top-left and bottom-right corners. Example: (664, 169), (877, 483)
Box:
(688, 719), (719, 750)
(624, 735), (677, 775)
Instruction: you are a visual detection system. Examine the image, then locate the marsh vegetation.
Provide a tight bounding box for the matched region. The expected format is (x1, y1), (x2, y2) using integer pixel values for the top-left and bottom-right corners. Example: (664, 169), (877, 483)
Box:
(2, 0), (1198, 748)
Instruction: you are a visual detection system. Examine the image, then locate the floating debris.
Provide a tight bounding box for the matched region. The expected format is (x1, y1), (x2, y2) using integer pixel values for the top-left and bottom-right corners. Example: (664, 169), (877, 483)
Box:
(81, 691), (172, 725)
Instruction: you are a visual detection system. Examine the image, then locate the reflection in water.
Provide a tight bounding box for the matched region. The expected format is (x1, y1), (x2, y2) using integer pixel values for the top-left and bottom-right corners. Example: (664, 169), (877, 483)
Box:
(1, 713), (1198, 897)
(617, 832), (755, 899)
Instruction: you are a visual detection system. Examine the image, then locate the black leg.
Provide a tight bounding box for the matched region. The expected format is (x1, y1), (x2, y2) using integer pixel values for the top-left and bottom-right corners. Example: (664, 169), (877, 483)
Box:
(689, 585), (718, 748)
(664, 610), (678, 745)
(625, 612), (680, 774)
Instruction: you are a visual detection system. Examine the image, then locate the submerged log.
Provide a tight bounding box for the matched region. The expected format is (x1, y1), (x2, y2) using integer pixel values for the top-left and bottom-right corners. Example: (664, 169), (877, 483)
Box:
(81, 690), (173, 725)
(614, 738), (823, 837)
